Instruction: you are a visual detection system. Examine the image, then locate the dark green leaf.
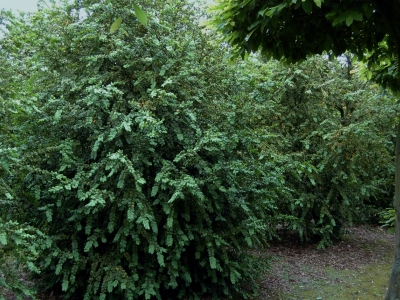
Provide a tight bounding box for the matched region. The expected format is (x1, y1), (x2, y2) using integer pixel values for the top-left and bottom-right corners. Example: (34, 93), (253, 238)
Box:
(302, 0), (313, 14)
(345, 15), (353, 26)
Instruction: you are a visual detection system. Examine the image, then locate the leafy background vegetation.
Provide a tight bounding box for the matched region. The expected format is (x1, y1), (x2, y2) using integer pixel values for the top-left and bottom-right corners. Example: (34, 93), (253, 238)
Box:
(0, 0), (398, 299)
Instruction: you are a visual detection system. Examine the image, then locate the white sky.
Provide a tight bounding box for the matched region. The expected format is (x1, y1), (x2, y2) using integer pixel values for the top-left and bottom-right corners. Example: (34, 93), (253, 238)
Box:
(0, 0), (215, 13)
(0, 0), (39, 12)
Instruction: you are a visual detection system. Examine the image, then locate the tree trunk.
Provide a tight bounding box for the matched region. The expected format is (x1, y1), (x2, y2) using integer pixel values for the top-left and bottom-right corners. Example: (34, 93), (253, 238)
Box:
(385, 122), (400, 300)
(369, 1), (400, 298)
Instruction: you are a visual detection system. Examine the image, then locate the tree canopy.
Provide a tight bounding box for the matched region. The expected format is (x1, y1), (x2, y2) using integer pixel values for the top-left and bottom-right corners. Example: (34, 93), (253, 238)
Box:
(207, 0), (399, 89)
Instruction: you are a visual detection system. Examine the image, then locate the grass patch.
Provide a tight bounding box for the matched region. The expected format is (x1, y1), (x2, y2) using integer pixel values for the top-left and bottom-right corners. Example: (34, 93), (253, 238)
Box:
(275, 260), (392, 300)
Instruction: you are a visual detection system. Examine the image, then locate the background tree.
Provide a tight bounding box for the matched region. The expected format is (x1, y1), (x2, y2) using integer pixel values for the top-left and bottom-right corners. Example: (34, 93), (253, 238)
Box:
(207, 0), (400, 298)
(0, 8), (52, 297)
(235, 55), (397, 246)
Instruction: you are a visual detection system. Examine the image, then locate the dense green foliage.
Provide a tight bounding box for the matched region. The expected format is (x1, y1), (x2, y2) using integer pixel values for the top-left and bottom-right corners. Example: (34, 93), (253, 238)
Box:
(0, 8), (48, 299)
(0, 0), (398, 299)
(206, 0), (400, 78)
(207, 1), (400, 298)
(380, 208), (396, 234)
(234, 55), (397, 245)
(0, 1), (279, 299)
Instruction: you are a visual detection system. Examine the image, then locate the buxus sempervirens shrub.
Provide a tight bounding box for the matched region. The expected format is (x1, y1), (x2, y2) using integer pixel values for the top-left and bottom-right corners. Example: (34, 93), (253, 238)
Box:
(1, 0), (282, 298)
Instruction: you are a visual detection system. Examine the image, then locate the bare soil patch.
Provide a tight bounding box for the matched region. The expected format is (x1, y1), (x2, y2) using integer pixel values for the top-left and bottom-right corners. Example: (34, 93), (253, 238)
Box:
(259, 226), (395, 299)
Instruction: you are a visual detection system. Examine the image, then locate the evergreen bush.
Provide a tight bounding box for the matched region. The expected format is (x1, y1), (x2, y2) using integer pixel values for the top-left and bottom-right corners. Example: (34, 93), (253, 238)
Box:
(1, 1), (281, 298)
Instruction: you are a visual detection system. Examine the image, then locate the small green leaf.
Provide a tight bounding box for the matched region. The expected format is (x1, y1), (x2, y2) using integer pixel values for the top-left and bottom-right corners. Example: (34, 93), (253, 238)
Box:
(54, 109), (62, 121)
(143, 219), (150, 230)
(167, 217), (173, 228)
(127, 208), (135, 221)
(209, 256), (217, 269)
(332, 16), (341, 26)
(84, 240), (93, 252)
(149, 244), (155, 254)
(151, 185), (159, 197)
(313, 0), (321, 8)
(346, 15), (353, 26)
(56, 263), (62, 275)
(110, 17), (123, 33)
(166, 234), (173, 246)
(134, 3), (147, 26)
(245, 236), (253, 247)
(157, 252), (165, 267)
(0, 233), (7, 245)
(230, 269), (241, 284)
(62, 280), (69, 291)
(352, 12), (363, 21)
